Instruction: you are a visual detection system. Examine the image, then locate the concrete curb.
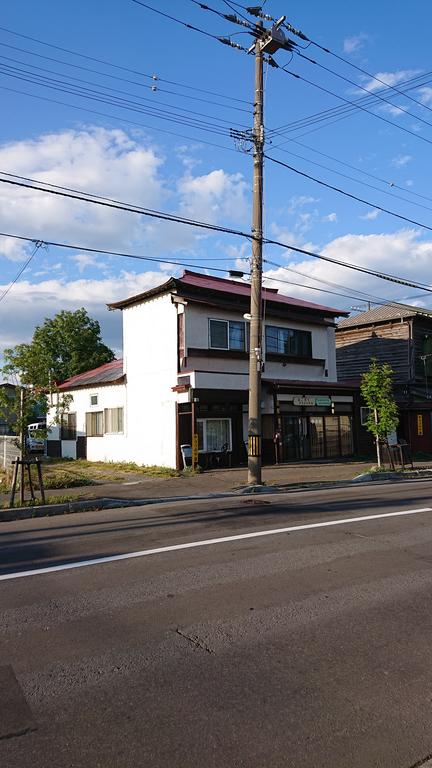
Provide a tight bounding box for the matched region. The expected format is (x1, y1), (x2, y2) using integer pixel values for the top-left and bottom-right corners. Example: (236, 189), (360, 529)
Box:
(2, 470), (432, 523)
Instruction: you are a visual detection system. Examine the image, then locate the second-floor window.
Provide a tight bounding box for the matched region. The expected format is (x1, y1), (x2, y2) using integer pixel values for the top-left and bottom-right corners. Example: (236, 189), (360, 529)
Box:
(209, 319), (246, 351)
(265, 325), (312, 358)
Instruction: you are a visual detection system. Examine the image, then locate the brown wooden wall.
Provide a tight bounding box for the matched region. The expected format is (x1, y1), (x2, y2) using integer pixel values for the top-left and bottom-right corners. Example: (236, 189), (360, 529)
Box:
(336, 320), (411, 385)
(412, 317), (432, 382)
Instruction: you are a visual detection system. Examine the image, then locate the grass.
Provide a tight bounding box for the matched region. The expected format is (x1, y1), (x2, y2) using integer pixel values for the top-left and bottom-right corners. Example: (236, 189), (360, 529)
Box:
(0, 457), (181, 495)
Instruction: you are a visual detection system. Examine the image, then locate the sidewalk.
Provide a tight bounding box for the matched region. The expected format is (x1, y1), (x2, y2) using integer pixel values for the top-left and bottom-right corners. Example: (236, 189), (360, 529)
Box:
(1, 458), (387, 508)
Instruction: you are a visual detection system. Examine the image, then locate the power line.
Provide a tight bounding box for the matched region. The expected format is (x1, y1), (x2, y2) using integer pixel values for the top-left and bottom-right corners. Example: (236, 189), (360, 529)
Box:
(0, 24), (250, 104)
(1, 173), (432, 292)
(0, 40), (251, 113)
(0, 240), (44, 303)
(0, 83), (241, 155)
(269, 71), (432, 140)
(130, 0), (249, 52)
(266, 61), (432, 147)
(262, 265), (432, 315)
(0, 57), (246, 132)
(272, 144), (432, 215)
(281, 138), (432, 207)
(294, 49), (432, 133)
(0, 229), (429, 313)
(265, 153), (432, 233)
(298, 31), (432, 116)
(0, 65), (236, 138)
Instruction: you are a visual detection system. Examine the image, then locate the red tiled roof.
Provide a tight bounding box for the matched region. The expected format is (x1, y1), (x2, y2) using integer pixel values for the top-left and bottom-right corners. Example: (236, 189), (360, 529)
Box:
(108, 270), (347, 317)
(58, 359), (124, 390)
(179, 271), (344, 315)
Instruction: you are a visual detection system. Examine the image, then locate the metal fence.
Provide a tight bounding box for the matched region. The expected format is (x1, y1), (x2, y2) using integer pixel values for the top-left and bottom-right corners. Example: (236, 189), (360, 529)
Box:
(0, 436), (19, 470)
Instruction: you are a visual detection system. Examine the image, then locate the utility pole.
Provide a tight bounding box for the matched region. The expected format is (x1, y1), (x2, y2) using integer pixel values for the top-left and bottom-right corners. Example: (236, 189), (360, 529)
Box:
(247, 23), (264, 485)
(246, 16), (291, 485)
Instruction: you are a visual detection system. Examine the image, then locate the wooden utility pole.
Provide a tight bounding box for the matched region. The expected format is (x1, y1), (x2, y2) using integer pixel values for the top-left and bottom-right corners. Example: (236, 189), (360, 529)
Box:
(19, 387), (26, 505)
(247, 26), (264, 486)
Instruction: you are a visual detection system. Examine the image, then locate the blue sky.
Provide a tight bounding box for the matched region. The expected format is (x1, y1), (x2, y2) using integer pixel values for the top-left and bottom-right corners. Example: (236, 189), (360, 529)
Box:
(1, 0), (432, 359)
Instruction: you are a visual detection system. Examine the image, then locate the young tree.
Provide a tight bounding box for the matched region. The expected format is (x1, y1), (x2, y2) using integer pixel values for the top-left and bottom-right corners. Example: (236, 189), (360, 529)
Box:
(2, 308), (114, 388)
(360, 359), (399, 467)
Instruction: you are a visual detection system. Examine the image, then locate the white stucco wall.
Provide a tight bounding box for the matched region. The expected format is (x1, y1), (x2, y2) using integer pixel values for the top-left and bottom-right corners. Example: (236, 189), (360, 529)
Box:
(122, 293), (178, 467)
(184, 303), (337, 384)
(48, 384), (127, 462)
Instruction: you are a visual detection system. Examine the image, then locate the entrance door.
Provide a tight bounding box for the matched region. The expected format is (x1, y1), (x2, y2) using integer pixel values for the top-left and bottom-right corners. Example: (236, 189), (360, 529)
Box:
(282, 416), (310, 460)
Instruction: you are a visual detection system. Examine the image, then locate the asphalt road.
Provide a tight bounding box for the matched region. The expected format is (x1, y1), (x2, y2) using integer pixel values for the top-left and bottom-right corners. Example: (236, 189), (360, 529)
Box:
(2, 480), (432, 767)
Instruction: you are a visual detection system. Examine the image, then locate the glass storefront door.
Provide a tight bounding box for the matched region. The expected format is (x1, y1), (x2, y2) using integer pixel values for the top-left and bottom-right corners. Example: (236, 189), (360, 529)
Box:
(310, 416), (325, 459)
(281, 412), (354, 461)
(282, 416), (310, 460)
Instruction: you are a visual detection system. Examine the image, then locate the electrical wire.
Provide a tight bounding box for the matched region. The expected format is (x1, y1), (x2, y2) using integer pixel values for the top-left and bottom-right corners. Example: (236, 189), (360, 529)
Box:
(279, 138), (432, 207)
(1, 174), (432, 292)
(0, 83), (241, 155)
(267, 62), (432, 147)
(272, 145), (432, 215)
(187, 0), (259, 32)
(303, 35), (432, 116)
(262, 267), (432, 315)
(293, 49), (432, 133)
(268, 71), (432, 140)
(0, 57), (247, 131)
(0, 41), (251, 113)
(0, 240), (44, 303)
(265, 153), (432, 233)
(0, 24), (251, 104)
(0, 230), (429, 315)
(130, 0), (248, 52)
(0, 65), (236, 138)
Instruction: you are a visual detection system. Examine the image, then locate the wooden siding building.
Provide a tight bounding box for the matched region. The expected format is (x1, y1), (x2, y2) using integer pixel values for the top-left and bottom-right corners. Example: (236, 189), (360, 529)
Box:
(336, 305), (432, 453)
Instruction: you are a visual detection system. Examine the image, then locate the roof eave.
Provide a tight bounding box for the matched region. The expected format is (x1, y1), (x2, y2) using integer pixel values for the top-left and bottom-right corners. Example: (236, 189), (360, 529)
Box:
(107, 277), (178, 311)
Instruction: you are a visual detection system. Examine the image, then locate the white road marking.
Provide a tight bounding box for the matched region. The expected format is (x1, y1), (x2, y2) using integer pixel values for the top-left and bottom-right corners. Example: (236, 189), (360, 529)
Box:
(1, 506), (431, 582)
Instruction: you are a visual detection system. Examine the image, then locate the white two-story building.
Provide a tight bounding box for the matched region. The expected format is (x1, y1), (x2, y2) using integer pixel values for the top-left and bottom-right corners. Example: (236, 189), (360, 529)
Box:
(47, 270), (357, 468)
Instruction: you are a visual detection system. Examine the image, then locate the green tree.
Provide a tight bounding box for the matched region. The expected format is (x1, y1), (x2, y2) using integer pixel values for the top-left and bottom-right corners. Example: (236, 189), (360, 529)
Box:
(360, 359), (399, 467)
(2, 308), (114, 388)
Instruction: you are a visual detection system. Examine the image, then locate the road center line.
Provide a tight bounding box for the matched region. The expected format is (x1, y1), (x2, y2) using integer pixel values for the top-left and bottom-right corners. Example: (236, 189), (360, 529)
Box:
(1, 506), (431, 582)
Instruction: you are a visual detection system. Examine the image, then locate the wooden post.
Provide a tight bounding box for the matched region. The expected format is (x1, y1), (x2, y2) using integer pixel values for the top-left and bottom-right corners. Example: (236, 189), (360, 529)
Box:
(36, 458), (46, 504)
(26, 461), (35, 504)
(9, 456), (19, 507)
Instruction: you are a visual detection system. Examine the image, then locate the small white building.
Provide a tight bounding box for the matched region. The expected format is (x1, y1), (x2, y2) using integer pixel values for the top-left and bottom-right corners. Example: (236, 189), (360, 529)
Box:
(48, 270), (356, 468)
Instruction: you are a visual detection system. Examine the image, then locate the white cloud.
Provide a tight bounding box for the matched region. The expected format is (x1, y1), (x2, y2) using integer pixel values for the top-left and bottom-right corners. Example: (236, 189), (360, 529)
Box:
(287, 195), (318, 214)
(178, 169), (248, 225)
(417, 86), (432, 105)
(359, 209), (380, 221)
(323, 212), (337, 223)
(361, 69), (421, 93)
(0, 127), (250, 265)
(72, 253), (103, 273)
(391, 154), (412, 168)
(263, 229), (432, 314)
(0, 236), (29, 262)
(405, 179), (414, 187)
(0, 268), (170, 357)
(343, 34), (368, 54)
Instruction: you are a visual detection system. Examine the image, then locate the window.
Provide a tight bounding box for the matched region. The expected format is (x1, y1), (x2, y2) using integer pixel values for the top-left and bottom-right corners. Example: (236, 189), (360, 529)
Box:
(265, 325), (312, 358)
(86, 411), (104, 437)
(104, 407), (124, 434)
(60, 412), (76, 441)
(197, 418), (231, 452)
(90, 394), (98, 406)
(209, 319), (246, 351)
(360, 407), (372, 426)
